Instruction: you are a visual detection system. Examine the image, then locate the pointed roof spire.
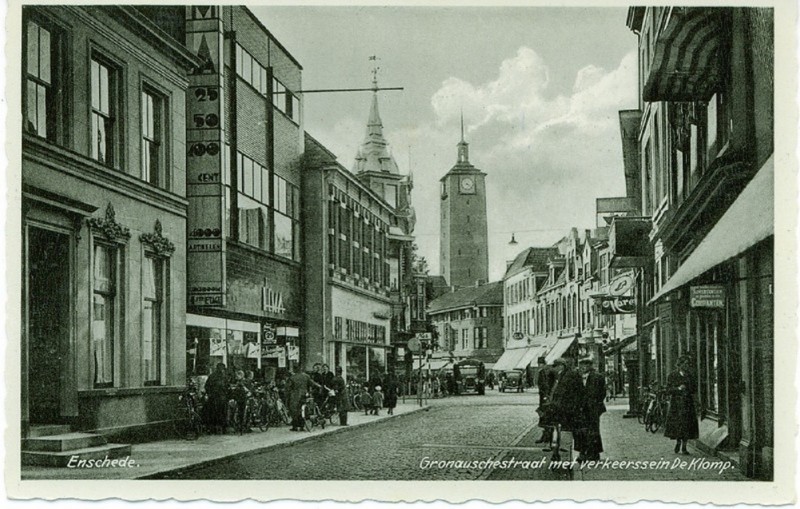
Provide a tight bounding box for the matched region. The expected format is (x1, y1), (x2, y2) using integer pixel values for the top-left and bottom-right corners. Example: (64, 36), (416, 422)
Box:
(460, 108), (465, 143)
(354, 57), (399, 175)
(457, 110), (470, 164)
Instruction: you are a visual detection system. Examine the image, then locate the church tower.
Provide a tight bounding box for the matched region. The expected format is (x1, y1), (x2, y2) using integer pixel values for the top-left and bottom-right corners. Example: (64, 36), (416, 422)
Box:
(440, 116), (489, 288)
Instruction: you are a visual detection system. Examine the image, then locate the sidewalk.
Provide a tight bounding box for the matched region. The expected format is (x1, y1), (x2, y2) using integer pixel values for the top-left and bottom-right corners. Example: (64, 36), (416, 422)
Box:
(21, 402), (427, 480)
(488, 400), (749, 481)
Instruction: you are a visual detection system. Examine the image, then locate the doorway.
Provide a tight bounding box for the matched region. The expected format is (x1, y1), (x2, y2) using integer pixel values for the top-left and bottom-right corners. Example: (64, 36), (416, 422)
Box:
(27, 226), (71, 423)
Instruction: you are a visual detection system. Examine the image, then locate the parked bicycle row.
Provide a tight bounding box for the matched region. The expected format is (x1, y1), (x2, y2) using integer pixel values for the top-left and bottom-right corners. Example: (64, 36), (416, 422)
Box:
(173, 363), (402, 440)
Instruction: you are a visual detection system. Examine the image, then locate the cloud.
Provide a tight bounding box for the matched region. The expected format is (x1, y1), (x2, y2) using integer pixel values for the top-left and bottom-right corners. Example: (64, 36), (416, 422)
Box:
(309, 46), (638, 281)
(402, 47), (639, 279)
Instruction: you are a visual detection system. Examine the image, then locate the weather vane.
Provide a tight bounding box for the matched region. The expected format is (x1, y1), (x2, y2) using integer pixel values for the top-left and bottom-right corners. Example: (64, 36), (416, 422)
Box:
(369, 55), (381, 89)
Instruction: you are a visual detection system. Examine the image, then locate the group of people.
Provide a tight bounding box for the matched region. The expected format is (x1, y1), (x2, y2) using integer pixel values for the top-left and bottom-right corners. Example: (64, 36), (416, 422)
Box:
(535, 354), (699, 463)
(535, 356), (607, 463)
(284, 363), (399, 430)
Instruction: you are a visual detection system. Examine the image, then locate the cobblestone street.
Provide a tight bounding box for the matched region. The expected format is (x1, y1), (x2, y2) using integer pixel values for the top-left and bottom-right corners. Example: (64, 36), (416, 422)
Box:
(164, 390), (748, 481)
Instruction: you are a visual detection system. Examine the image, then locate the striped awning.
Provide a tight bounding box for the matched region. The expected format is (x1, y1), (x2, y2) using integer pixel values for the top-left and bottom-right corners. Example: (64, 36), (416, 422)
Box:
(643, 7), (725, 102)
(514, 346), (549, 370)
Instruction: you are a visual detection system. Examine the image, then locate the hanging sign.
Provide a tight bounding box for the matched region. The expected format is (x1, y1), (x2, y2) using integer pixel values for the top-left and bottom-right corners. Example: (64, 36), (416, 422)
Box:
(690, 285), (726, 308)
(598, 295), (636, 314)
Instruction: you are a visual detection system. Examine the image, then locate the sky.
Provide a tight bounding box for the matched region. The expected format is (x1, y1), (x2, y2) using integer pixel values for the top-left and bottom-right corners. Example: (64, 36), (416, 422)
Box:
(252, 5), (640, 281)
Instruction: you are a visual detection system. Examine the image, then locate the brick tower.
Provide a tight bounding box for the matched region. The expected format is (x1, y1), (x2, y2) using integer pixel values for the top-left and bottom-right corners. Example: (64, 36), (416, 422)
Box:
(439, 115), (489, 288)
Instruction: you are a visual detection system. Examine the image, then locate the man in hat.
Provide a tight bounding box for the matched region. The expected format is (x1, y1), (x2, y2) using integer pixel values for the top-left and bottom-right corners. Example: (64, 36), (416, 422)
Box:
(535, 358), (557, 444)
(331, 366), (349, 426)
(549, 358), (585, 434)
(576, 356), (606, 462)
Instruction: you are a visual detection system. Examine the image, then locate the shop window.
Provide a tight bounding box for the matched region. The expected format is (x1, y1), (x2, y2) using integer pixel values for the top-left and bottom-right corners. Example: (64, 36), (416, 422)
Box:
(92, 243), (118, 387)
(141, 88), (166, 187)
(142, 255), (165, 385)
(90, 56), (119, 167)
(25, 18), (60, 140)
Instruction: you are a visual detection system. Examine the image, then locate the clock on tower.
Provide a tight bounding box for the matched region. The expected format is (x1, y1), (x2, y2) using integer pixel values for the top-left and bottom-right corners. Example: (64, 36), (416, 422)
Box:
(460, 177), (475, 194)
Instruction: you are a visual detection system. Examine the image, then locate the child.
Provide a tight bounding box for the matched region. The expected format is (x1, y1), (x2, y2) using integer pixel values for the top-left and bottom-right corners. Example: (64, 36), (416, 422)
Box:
(371, 386), (384, 415)
(360, 386), (372, 415)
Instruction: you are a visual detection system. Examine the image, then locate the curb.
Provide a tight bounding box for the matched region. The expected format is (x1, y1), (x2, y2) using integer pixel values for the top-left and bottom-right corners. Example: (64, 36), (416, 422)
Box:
(138, 405), (431, 479)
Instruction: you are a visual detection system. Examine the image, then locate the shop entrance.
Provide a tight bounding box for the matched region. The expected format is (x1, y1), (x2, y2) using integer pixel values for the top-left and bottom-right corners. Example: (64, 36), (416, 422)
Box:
(27, 226), (70, 424)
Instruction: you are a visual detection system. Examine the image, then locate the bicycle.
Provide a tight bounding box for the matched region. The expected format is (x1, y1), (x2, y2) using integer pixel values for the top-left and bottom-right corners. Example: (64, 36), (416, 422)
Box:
(173, 380), (204, 440)
(318, 387), (338, 424)
(637, 386), (652, 425)
(646, 388), (670, 433)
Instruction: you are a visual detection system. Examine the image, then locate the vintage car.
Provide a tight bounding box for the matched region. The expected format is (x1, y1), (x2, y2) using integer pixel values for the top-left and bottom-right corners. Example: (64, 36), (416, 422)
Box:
(499, 370), (524, 393)
(453, 359), (486, 395)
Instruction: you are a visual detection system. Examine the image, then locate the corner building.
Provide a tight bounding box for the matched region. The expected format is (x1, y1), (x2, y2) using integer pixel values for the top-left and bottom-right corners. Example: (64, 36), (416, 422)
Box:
(167, 6), (305, 379)
(21, 6), (198, 439)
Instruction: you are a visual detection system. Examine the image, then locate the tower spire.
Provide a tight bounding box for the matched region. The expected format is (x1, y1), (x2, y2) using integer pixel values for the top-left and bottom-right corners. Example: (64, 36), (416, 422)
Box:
(457, 111), (470, 164)
(354, 56), (399, 175)
(460, 109), (465, 143)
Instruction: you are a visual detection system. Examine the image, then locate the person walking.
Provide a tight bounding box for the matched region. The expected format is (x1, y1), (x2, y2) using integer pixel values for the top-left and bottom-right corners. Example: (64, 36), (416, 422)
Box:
(535, 358), (557, 445)
(286, 364), (319, 431)
(359, 385), (372, 415)
(371, 386), (384, 415)
(548, 358), (585, 454)
(204, 363), (228, 434)
(331, 366), (349, 426)
(576, 356), (606, 462)
(384, 372), (399, 415)
(664, 355), (699, 454)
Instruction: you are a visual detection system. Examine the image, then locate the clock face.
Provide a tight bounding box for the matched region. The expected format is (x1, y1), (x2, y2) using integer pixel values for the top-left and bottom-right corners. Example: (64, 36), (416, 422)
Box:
(460, 177), (475, 193)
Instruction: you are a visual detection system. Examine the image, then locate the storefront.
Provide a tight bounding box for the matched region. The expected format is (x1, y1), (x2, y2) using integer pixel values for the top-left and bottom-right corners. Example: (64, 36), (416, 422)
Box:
(329, 286), (392, 382)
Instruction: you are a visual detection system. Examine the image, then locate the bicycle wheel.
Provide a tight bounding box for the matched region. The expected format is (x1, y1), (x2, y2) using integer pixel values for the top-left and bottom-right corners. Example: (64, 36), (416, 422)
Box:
(637, 399), (648, 424)
(187, 409), (204, 440)
(651, 402), (667, 433)
(277, 401), (291, 425)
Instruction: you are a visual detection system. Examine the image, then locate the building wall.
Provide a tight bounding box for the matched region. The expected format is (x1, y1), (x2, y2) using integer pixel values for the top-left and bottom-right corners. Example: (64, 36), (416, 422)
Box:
(21, 5), (194, 437)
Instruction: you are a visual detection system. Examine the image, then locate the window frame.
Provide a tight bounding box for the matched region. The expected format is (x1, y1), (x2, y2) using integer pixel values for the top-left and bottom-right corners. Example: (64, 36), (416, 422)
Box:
(89, 51), (122, 169)
(140, 83), (170, 189)
(91, 241), (122, 388)
(24, 15), (62, 141)
(142, 253), (167, 386)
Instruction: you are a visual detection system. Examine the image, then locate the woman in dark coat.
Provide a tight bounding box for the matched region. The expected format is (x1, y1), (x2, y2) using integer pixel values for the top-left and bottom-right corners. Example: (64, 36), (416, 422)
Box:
(664, 356), (699, 454)
(384, 372), (399, 415)
(204, 363), (228, 433)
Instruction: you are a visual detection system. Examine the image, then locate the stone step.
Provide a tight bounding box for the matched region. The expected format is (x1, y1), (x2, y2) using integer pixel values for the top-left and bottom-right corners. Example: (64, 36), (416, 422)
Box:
(22, 443), (133, 468)
(23, 432), (107, 452)
(27, 425), (72, 438)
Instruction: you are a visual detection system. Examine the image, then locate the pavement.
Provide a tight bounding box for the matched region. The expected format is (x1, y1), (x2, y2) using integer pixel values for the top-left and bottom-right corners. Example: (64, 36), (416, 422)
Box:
(487, 398), (749, 481)
(20, 391), (749, 481)
(21, 401), (428, 480)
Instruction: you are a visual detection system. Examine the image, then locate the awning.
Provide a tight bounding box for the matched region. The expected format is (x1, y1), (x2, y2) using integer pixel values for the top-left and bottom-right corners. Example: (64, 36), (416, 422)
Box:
(545, 337), (577, 364)
(643, 7), (724, 102)
(650, 155), (773, 304)
(426, 359), (452, 371)
(514, 346), (549, 370)
(604, 334), (638, 355)
(493, 348), (527, 371)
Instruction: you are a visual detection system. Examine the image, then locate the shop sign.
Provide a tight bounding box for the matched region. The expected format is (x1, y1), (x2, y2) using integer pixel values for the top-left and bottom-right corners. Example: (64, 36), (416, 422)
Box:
(287, 345), (300, 361)
(262, 280), (286, 315)
(262, 322), (276, 345)
(690, 285), (726, 308)
(210, 334), (225, 356)
(277, 351), (287, 368)
(608, 273), (635, 296)
(598, 296), (636, 314)
(186, 9), (226, 308)
(262, 345), (282, 358)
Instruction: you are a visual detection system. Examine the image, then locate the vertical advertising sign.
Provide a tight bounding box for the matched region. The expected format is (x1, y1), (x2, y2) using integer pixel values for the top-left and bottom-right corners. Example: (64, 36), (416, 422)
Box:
(186, 6), (226, 307)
